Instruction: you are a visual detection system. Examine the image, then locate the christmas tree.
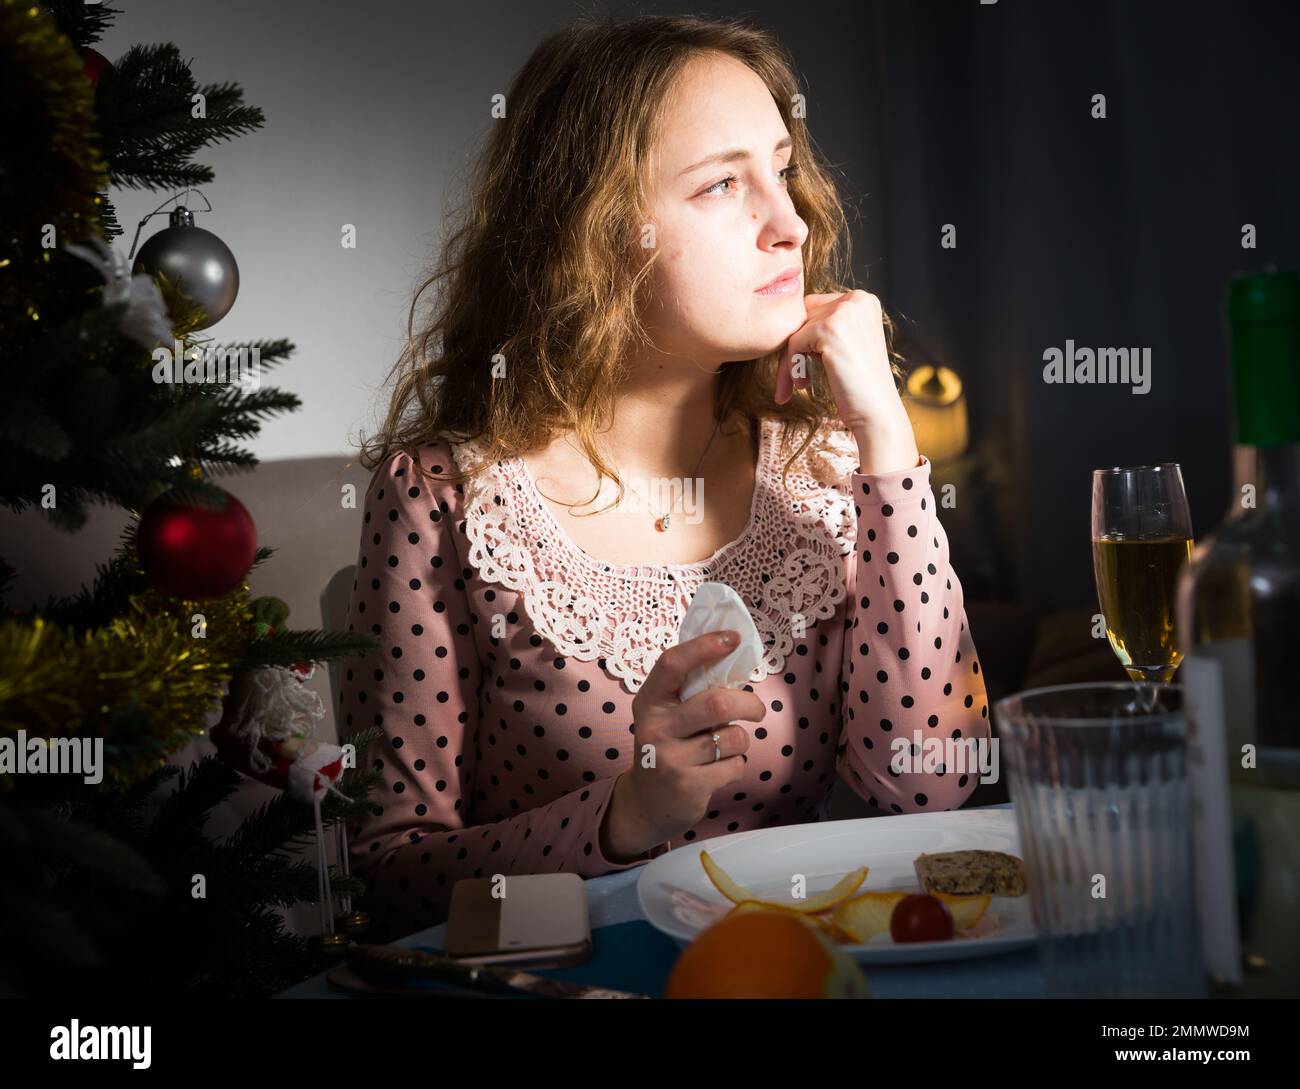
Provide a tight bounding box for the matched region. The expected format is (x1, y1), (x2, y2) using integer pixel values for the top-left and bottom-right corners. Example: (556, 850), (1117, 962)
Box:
(0, 0), (383, 997)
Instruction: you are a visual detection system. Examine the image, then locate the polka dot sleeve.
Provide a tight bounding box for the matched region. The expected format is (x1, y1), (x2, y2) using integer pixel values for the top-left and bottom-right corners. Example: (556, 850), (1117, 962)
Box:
(340, 448), (662, 941)
(836, 454), (993, 814)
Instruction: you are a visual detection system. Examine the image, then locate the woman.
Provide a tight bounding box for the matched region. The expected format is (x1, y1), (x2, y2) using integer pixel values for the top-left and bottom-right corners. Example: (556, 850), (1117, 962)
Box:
(341, 14), (992, 941)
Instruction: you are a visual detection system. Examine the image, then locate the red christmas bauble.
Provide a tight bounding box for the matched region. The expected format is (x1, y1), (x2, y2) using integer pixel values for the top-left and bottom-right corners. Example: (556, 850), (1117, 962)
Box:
(81, 47), (112, 88)
(138, 490), (257, 599)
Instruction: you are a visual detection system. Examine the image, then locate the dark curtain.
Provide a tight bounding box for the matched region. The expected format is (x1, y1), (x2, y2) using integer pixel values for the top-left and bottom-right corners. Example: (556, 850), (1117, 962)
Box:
(841, 0), (1300, 611)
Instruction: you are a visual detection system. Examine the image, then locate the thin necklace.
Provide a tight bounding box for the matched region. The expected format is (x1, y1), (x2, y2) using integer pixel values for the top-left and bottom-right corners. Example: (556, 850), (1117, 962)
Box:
(651, 418), (722, 532)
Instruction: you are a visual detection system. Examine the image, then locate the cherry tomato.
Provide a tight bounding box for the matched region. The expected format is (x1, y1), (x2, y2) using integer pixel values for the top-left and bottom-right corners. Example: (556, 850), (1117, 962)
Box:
(889, 893), (955, 943)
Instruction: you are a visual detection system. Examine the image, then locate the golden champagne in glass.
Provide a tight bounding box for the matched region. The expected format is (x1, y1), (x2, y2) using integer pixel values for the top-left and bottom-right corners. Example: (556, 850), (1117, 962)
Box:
(1090, 464), (1194, 683)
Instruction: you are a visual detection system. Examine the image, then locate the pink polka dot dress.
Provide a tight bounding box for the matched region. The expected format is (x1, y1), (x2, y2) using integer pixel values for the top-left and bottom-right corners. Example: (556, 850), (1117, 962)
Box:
(340, 417), (992, 940)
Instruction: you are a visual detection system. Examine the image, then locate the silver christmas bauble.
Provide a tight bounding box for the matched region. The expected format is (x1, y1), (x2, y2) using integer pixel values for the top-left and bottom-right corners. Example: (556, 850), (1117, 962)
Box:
(133, 206), (239, 329)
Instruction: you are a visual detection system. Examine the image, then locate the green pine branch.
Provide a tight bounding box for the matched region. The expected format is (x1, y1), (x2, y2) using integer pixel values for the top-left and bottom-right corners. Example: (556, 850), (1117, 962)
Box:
(339, 726), (384, 760)
(98, 696), (218, 774)
(1, 396), (72, 461)
(82, 763), (183, 843)
(248, 544), (276, 571)
(191, 441), (260, 473)
(42, 0), (119, 48)
(96, 44), (265, 191)
(0, 885), (103, 974)
(190, 905), (314, 997)
(28, 526), (146, 627)
(241, 630), (382, 669)
(214, 772), (379, 866)
(146, 754), (243, 852)
(5, 298), (130, 389)
(2, 349), (305, 526)
(193, 380), (304, 449)
(104, 395), (229, 474)
(0, 797), (167, 977)
(218, 385), (305, 422)
(216, 337), (294, 371)
(32, 804), (169, 897)
(99, 193), (122, 242)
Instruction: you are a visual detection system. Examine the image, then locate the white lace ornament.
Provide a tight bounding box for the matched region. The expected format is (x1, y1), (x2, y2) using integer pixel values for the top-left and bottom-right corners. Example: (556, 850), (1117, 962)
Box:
(450, 418), (862, 695)
(63, 236), (173, 351)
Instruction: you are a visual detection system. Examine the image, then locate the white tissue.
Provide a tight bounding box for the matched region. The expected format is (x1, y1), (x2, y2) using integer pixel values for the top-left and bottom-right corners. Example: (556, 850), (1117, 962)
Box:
(677, 582), (764, 703)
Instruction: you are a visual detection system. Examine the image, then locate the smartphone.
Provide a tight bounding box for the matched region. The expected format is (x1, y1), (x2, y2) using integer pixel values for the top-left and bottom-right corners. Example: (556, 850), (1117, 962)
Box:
(441, 872), (593, 969)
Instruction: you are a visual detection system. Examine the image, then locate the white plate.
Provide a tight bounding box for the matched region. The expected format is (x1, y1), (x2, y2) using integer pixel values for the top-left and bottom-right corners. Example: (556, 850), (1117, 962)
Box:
(636, 808), (1037, 964)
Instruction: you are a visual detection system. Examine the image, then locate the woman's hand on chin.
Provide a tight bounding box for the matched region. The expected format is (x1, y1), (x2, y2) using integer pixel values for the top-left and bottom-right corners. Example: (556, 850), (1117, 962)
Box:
(775, 289), (920, 474)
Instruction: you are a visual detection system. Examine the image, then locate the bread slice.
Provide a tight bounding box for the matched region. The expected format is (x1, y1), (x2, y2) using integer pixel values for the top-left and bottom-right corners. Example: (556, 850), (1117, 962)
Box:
(914, 850), (1026, 896)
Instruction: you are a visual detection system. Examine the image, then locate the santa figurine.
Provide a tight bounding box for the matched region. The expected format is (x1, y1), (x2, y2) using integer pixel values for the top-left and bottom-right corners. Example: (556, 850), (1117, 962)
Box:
(209, 597), (348, 804)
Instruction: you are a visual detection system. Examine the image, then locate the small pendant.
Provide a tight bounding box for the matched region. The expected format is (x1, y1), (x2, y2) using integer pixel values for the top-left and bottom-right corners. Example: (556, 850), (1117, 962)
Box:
(656, 514), (670, 531)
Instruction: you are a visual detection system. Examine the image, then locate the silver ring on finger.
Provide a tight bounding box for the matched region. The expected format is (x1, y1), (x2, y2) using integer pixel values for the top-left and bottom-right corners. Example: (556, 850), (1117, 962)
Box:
(711, 732), (721, 763)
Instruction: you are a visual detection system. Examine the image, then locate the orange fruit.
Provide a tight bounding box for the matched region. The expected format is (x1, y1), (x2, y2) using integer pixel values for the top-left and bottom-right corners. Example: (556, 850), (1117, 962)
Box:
(664, 908), (870, 999)
(724, 898), (805, 919)
(724, 899), (858, 943)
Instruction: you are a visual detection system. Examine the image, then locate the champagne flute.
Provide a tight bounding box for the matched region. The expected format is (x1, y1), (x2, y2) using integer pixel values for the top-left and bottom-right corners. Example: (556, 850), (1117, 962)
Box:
(1091, 464), (1194, 683)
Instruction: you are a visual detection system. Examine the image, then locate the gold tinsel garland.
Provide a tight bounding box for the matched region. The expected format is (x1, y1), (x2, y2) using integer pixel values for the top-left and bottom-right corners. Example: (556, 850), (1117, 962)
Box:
(0, 0), (110, 316)
(0, 573), (256, 790)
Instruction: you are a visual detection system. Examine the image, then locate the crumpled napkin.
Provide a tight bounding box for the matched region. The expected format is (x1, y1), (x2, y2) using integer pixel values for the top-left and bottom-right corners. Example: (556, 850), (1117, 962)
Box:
(677, 582), (764, 703)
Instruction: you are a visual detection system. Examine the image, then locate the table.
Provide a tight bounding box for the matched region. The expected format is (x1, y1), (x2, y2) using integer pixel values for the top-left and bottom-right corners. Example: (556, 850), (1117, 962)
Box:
(277, 802), (1047, 999)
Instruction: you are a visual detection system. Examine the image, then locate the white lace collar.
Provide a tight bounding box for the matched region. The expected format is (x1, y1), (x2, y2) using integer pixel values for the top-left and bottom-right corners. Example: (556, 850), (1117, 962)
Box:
(449, 418), (861, 694)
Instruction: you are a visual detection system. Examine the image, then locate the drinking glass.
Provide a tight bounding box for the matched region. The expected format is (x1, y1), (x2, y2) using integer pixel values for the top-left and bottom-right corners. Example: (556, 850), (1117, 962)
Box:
(1091, 463), (1194, 683)
(995, 682), (1206, 998)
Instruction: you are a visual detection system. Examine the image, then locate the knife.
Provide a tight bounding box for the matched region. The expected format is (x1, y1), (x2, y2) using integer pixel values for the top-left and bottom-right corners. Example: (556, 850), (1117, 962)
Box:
(347, 943), (650, 999)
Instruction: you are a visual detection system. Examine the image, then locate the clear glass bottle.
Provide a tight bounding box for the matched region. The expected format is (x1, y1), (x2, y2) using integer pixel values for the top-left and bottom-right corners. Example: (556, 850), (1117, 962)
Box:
(1175, 268), (1300, 998)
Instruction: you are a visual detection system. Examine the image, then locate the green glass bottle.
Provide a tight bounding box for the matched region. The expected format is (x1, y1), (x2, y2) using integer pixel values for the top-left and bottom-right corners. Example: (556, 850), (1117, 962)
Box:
(1176, 268), (1300, 998)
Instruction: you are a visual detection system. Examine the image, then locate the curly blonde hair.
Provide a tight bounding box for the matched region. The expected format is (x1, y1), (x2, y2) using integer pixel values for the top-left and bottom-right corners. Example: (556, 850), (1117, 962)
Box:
(359, 12), (906, 505)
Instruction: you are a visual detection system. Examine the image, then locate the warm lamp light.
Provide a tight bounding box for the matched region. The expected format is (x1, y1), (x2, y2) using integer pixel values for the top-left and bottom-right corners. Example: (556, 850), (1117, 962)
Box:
(903, 364), (969, 464)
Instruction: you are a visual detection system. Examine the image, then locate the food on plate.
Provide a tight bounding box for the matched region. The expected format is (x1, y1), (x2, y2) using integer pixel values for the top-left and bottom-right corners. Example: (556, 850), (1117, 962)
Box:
(695, 850), (1003, 946)
(664, 909), (870, 999)
(699, 848), (868, 913)
(830, 889), (992, 943)
(931, 891), (992, 929)
(914, 850), (1027, 896)
(830, 891), (908, 942)
(724, 899), (860, 944)
(889, 893), (955, 943)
